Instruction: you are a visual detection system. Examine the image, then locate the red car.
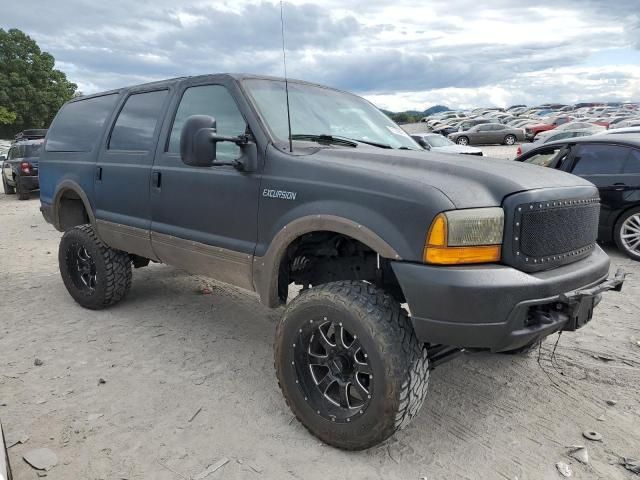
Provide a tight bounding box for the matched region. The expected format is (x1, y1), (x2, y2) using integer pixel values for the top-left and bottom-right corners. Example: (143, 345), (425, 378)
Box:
(524, 116), (574, 141)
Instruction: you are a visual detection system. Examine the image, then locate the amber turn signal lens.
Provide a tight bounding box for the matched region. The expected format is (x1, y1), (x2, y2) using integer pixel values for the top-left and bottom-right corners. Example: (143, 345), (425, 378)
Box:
(423, 244), (501, 265)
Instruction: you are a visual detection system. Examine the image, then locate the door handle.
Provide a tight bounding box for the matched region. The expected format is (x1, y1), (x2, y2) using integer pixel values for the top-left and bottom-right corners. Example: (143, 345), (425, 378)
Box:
(152, 171), (161, 189)
(96, 166), (102, 181)
(613, 182), (627, 191)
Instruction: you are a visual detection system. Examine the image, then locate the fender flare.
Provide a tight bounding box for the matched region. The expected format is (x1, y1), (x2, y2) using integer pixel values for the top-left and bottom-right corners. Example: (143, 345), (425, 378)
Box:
(252, 214), (401, 308)
(51, 180), (96, 231)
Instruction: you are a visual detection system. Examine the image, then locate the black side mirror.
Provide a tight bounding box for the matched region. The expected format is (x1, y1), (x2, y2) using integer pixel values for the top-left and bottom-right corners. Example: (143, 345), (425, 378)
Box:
(180, 115), (218, 167)
(180, 115), (256, 172)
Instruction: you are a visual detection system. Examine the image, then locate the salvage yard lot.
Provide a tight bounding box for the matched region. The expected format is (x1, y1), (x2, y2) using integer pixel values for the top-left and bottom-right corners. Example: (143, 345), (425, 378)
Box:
(1, 168), (639, 479)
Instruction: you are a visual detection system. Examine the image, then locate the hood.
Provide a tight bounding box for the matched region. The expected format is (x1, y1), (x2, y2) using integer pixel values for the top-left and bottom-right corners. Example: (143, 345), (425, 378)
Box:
(432, 145), (482, 154)
(313, 147), (594, 208)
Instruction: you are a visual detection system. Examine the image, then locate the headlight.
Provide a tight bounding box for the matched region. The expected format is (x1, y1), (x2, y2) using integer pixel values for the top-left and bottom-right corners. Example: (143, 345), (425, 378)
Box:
(423, 207), (504, 265)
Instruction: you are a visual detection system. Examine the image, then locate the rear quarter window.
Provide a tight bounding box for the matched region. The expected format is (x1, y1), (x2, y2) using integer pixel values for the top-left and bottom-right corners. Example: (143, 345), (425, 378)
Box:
(46, 94), (119, 152)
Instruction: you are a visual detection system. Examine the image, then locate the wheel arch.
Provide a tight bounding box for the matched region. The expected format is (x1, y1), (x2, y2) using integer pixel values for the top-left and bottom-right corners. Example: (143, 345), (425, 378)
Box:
(52, 180), (96, 232)
(253, 214), (402, 308)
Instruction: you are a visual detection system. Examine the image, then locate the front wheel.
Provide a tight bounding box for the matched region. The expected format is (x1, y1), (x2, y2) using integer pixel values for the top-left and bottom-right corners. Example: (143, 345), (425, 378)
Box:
(274, 281), (429, 450)
(614, 207), (640, 261)
(456, 136), (469, 146)
(504, 134), (516, 145)
(59, 225), (132, 309)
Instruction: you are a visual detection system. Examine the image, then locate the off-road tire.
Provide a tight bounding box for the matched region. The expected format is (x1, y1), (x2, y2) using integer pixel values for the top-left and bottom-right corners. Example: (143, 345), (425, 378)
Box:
(2, 176), (15, 195)
(500, 340), (541, 355)
(274, 280), (429, 450)
(1, 422), (12, 480)
(59, 224), (132, 309)
(614, 207), (640, 261)
(16, 178), (30, 200)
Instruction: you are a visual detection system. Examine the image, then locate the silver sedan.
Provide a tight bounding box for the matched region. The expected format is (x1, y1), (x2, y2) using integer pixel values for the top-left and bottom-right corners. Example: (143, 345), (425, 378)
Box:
(448, 123), (526, 146)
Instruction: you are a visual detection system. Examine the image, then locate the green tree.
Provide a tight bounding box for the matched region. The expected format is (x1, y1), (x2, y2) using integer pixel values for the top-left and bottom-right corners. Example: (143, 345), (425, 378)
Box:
(0, 28), (77, 137)
(0, 106), (16, 124)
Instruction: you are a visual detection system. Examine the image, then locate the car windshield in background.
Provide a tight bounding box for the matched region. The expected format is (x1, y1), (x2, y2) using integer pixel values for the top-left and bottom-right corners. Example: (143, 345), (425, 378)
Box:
(24, 144), (43, 157)
(243, 79), (419, 150)
(425, 135), (453, 147)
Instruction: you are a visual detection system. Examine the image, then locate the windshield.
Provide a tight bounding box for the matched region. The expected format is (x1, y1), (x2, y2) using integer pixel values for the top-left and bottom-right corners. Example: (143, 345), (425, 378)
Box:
(424, 135), (454, 147)
(243, 79), (419, 150)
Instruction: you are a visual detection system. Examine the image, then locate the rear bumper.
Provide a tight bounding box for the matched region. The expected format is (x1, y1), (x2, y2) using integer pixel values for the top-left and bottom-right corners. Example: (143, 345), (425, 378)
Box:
(391, 246), (624, 352)
(18, 175), (39, 190)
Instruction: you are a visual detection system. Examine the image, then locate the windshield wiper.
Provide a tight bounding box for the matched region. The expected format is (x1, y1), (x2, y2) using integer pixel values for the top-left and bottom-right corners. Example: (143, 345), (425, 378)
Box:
(341, 137), (393, 149)
(290, 134), (357, 148)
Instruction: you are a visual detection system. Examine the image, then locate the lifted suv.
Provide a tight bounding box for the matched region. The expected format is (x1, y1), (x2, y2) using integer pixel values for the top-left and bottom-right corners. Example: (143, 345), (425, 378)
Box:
(39, 74), (624, 450)
(2, 129), (46, 199)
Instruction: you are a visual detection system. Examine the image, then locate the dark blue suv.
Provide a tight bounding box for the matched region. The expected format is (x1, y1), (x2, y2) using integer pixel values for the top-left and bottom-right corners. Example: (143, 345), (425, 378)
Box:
(38, 74), (624, 450)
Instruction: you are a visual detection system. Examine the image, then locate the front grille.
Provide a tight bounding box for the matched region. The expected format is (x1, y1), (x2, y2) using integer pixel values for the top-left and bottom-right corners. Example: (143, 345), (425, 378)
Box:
(512, 197), (600, 270)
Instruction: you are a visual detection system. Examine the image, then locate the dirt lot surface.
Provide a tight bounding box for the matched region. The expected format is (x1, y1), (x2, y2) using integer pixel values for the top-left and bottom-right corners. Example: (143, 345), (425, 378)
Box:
(1, 168), (639, 479)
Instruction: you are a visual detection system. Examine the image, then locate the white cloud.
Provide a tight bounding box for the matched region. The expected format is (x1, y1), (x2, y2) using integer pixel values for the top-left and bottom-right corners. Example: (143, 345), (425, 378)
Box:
(1, 0), (639, 110)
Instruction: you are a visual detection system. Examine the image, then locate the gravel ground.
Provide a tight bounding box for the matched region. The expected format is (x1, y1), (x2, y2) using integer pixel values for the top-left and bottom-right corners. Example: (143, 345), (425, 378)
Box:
(1, 161), (639, 479)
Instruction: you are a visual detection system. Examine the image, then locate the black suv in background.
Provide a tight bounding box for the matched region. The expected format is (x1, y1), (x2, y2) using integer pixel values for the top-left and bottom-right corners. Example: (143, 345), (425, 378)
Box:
(516, 134), (640, 260)
(2, 129), (46, 200)
(38, 74), (624, 450)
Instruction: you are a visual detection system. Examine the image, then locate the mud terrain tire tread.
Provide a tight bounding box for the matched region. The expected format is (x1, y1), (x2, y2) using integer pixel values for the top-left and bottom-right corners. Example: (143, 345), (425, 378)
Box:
(59, 224), (132, 309)
(274, 280), (429, 450)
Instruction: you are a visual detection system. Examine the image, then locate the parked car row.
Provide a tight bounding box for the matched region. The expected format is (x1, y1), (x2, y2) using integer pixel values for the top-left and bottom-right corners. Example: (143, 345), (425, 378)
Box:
(420, 102), (640, 146)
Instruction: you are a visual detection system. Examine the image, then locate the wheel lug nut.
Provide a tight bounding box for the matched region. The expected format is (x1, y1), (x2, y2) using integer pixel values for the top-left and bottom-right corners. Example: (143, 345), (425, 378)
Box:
(346, 418), (350, 422)
(317, 410), (320, 414)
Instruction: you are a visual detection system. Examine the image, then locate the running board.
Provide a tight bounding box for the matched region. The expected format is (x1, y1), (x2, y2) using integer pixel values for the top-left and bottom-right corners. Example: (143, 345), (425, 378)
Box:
(427, 345), (465, 370)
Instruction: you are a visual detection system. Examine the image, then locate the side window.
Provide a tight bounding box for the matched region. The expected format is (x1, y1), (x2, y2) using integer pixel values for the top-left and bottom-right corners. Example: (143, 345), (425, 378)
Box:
(7, 147), (16, 160)
(168, 85), (246, 160)
(477, 125), (489, 132)
(109, 90), (168, 151)
(523, 148), (562, 167)
(46, 94), (119, 152)
(571, 144), (629, 175)
(624, 149), (640, 174)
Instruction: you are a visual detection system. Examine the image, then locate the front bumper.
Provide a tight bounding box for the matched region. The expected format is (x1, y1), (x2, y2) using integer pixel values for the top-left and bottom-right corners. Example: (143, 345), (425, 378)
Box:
(391, 245), (625, 352)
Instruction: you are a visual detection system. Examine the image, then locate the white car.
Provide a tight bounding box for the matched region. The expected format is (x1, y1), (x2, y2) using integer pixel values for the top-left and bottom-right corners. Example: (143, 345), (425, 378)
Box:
(411, 133), (483, 156)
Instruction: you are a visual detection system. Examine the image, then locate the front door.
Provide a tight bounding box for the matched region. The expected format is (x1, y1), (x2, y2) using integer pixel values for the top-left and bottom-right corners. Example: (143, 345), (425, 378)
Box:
(150, 81), (261, 290)
(94, 89), (170, 259)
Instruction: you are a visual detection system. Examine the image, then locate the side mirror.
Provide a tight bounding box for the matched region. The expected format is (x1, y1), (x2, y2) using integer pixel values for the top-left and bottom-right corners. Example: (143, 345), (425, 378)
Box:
(180, 115), (218, 167)
(180, 115), (256, 172)
(419, 139), (430, 150)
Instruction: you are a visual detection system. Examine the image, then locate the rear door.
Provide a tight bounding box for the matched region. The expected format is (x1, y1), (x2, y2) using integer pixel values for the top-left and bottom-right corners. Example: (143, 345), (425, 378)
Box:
(94, 89), (170, 259)
(566, 143), (635, 235)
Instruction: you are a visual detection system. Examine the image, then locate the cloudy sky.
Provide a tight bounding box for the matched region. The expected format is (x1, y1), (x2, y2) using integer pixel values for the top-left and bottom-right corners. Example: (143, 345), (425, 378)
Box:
(2, 0), (639, 111)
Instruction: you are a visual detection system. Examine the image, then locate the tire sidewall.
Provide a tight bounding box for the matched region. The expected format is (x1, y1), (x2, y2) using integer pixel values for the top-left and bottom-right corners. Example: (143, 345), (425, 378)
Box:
(614, 207), (640, 261)
(59, 227), (111, 309)
(276, 296), (403, 449)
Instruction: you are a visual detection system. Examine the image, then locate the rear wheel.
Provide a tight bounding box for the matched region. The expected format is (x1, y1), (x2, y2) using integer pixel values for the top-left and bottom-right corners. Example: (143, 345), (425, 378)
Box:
(59, 225), (132, 309)
(274, 281), (429, 450)
(456, 136), (469, 146)
(2, 176), (15, 195)
(504, 134), (516, 145)
(614, 207), (640, 261)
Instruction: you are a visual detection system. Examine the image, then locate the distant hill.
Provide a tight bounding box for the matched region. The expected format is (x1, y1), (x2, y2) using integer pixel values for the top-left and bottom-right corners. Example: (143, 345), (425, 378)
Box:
(382, 105), (450, 124)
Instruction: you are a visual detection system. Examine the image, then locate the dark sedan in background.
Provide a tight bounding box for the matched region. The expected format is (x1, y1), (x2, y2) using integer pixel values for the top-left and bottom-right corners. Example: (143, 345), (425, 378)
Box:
(448, 123), (526, 146)
(516, 134), (640, 260)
